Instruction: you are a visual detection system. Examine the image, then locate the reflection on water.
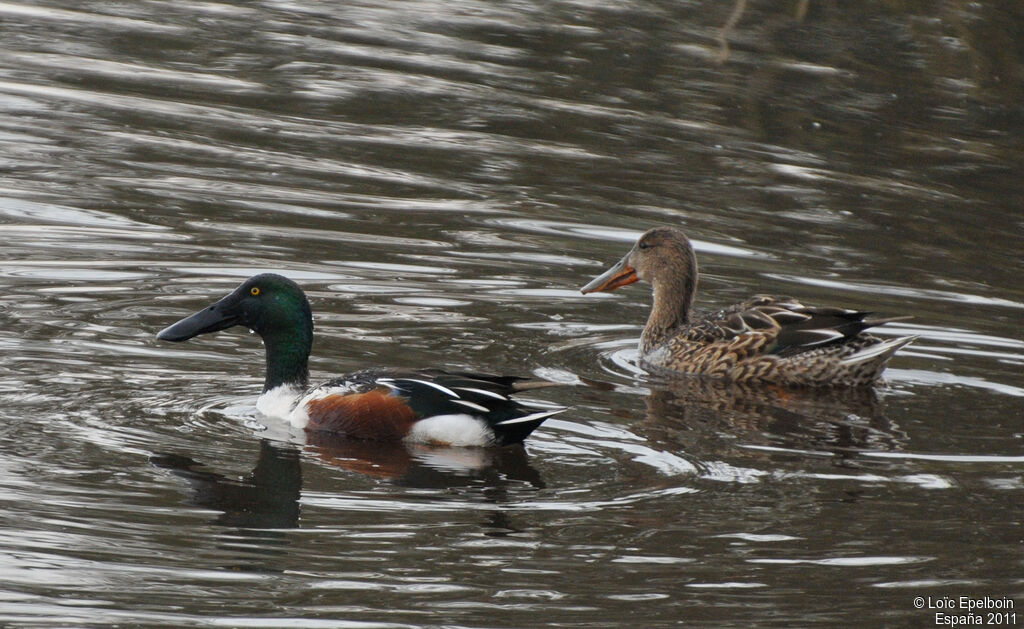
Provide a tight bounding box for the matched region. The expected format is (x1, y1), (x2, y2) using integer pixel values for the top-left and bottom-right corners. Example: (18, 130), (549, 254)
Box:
(152, 440), (303, 530)
(0, 0), (1023, 627)
(641, 378), (906, 459)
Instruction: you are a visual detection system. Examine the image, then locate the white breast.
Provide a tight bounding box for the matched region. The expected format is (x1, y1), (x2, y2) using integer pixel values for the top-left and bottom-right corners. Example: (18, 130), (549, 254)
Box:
(257, 381), (383, 430)
(256, 384), (309, 429)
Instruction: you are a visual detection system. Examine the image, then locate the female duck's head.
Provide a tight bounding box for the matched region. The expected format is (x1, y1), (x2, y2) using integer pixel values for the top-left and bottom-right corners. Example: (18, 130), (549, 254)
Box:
(157, 273), (313, 390)
(581, 227), (699, 316)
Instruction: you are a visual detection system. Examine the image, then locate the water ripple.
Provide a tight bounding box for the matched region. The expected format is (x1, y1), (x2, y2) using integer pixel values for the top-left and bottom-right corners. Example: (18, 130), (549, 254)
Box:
(0, 1), (1022, 627)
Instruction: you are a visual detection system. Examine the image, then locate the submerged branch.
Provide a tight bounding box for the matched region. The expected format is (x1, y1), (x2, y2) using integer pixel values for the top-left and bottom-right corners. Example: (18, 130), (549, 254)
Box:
(716, 0), (748, 64)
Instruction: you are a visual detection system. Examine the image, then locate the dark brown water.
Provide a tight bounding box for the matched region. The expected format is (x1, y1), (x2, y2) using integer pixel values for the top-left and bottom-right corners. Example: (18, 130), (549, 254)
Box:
(1, 1), (1022, 627)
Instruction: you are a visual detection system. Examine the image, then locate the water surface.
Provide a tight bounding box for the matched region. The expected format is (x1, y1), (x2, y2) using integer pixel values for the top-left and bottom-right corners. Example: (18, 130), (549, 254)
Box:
(0, 1), (1022, 627)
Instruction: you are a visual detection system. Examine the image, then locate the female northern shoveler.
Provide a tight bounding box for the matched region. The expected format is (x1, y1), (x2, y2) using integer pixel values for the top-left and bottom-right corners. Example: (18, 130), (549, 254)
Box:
(157, 273), (563, 446)
(581, 227), (916, 387)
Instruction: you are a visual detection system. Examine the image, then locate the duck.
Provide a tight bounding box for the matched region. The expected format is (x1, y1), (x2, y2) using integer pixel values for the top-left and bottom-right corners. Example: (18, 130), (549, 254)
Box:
(156, 273), (563, 446)
(580, 227), (916, 387)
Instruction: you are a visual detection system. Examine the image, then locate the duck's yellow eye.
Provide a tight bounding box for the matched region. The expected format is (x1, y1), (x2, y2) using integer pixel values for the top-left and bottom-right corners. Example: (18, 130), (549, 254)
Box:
(250, 287), (261, 296)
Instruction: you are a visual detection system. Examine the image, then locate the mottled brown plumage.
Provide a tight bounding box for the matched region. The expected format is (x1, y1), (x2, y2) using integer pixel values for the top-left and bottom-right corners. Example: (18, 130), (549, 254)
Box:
(581, 227), (916, 387)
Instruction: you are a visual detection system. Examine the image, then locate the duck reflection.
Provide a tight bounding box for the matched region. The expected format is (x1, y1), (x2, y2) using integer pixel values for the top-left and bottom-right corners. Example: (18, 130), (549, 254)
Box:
(151, 435), (544, 529)
(306, 430), (545, 490)
(150, 439), (302, 529)
(637, 376), (908, 462)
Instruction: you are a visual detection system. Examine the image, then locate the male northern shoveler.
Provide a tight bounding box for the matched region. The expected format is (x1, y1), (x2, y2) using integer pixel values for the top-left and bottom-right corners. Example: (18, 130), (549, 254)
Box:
(581, 227), (916, 387)
(157, 273), (563, 446)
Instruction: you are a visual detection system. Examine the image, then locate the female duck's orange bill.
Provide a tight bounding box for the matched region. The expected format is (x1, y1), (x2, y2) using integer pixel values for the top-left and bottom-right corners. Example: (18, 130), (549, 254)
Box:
(580, 254), (638, 294)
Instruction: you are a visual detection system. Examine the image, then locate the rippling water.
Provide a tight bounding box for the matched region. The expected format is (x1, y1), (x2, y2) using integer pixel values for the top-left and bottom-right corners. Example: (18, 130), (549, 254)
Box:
(1, 1), (1022, 627)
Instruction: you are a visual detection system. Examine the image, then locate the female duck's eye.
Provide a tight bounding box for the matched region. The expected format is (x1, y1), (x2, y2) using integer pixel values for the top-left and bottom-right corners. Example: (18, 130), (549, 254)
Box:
(638, 241), (650, 250)
(250, 287), (261, 296)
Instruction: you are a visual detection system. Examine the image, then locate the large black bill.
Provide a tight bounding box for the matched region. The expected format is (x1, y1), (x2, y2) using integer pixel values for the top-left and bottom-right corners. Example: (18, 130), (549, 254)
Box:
(156, 298), (239, 342)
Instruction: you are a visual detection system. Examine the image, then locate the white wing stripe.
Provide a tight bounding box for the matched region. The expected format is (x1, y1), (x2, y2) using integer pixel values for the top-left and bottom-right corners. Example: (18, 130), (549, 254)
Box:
(451, 399), (491, 413)
(403, 378), (460, 398)
(494, 409), (565, 426)
(515, 399), (565, 409)
(804, 329), (846, 344)
(452, 386), (508, 401)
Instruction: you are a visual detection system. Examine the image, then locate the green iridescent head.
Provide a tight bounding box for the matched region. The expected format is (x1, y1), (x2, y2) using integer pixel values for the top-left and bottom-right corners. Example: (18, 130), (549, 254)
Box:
(157, 273), (314, 390)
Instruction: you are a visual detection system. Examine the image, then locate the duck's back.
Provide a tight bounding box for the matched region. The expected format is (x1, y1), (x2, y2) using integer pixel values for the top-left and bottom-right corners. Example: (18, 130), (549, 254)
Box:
(641, 296), (915, 387)
(288, 369), (563, 445)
